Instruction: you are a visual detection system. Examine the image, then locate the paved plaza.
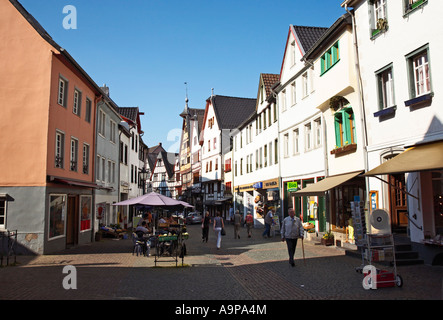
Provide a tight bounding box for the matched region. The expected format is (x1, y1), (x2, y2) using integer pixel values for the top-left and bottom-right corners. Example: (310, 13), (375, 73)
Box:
(0, 223), (442, 303)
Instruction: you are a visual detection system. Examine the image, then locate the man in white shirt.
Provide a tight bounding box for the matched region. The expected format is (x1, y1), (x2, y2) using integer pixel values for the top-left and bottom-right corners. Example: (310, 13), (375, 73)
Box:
(281, 208), (304, 266)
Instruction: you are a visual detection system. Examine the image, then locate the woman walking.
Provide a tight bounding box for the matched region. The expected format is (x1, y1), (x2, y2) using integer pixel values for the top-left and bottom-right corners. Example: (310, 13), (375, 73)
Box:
(213, 211), (224, 250)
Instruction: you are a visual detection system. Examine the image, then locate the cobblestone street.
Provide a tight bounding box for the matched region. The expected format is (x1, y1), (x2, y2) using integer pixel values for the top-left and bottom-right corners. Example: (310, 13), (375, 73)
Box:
(0, 223), (442, 303)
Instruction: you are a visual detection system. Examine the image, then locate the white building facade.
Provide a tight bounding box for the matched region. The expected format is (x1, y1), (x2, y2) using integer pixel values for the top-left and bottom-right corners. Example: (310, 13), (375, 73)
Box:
(343, 0), (443, 264)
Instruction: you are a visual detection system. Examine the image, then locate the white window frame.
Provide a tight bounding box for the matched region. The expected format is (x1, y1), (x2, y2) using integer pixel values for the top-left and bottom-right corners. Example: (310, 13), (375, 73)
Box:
(110, 120), (117, 143)
(293, 128), (299, 155)
(291, 81), (296, 106)
(58, 77), (68, 107)
(99, 110), (106, 137)
(73, 88), (82, 116)
(82, 143), (90, 174)
(70, 137), (78, 172)
(283, 133), (289, 158)
(305, 123), (312, 151)
(0, 197), (7, 230)
(314, 118), (322, 148)
(55, 130), (65, 168)
(377, 65), (395, 109)
(413, 52), (431, 97)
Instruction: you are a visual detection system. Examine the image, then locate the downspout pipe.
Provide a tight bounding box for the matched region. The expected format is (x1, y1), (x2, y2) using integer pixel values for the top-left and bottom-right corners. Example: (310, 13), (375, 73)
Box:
(344, 4), (371, 232)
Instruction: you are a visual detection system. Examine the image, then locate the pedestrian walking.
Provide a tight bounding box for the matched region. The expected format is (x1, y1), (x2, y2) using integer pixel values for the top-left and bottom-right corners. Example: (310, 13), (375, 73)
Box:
(202, 211), (211, 243)
(234, 210), (242, 239)
(262, 208), (274, 238)
(245, 211), (254, 238)
(281, 208), (304, 267)
(213, 211), (224, 250)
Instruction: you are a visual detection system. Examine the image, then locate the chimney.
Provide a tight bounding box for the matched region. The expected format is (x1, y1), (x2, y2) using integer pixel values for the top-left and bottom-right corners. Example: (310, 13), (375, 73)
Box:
(101, 84), (110, 97)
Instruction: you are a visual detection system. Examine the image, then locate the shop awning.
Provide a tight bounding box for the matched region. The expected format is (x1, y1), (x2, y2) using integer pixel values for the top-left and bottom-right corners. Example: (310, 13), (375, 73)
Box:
(50, 177), (100, 189)
(364, 140), (443, 176)
(293, 170), (363, 197)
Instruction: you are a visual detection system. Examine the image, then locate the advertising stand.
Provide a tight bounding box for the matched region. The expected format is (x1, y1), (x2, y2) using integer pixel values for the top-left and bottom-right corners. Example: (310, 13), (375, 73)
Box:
(353, 205), (403, 289)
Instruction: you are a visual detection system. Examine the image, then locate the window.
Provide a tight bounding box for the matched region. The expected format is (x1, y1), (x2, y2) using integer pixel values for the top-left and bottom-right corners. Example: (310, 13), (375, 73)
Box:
(240, 158), (243, 175)
(274, 138), (278, 164)
(82, 143), (89, 174)
(49, 194), (66, 239)
(302, 72), (309, 97)
(412, 51), (431, 97)
(291, 41), (296, 66)
(404, 0), (428, 14)
(0, 198), (6, 229)
(80, 196), (92, 231)
(85, 98), (92, 123)
(268, 107), (272, 127)
(273, 103), (278, 122)
(293, 128), (299, 155)
(208, 140), (211, 152)
(281, 89), (286, 112)
(58, 77), (68, 107)
(70, 138), (78, 172)
(291, 82), (296, 106)
(334, 107), (356, 147)
(264, 144), (268, 167)
(305, 123), (312, 151)
(234, 161), (237, 176)
(284, 133), (289, 157)
(269, 142), (273, 166)
(250, 153), (253, 172)
(98, 110), (106, 137)
(55, 131), (65, 168)
(255, 150), (259, 170)
(314, 118), (322, 148)
(321, 41), (340, 75)
(73, 89), (82, 116)
(376, 64), (395, 109)
(110, 120), (116, 143)
(96, 155), (101, 181)
(371, 0), (388, 37)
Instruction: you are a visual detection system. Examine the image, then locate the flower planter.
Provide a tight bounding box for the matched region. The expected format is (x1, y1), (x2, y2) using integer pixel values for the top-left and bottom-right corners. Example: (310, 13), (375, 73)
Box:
(330, 143), (357, 156)
(321, 238), (334, 246)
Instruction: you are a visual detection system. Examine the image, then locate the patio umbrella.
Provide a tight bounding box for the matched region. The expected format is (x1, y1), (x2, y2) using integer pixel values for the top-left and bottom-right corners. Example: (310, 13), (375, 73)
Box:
(113, 192), (182, 206)
(177, 200), (194, 208)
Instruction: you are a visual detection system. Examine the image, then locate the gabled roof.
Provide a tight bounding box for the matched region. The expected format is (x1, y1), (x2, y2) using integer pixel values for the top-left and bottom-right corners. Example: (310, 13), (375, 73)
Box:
(8, 0), (109, 100)
(292, 26), (329, 56)
(261, 73), (280, 98)
(117, 107), (144, 134)
(279, 24), (328, 79)
(190, 108), (205, 135)
(206, 95), (256, 130)
(146, 143), (166, 171)
(152, 151), (178, 180)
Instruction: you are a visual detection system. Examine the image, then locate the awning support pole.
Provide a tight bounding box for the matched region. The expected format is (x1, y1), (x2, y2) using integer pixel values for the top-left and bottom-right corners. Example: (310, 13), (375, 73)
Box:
(371, 175), (419, 200)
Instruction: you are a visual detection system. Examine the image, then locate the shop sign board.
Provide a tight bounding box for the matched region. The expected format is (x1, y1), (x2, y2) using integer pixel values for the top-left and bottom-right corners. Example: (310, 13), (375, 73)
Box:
(287, 181), (298, 192)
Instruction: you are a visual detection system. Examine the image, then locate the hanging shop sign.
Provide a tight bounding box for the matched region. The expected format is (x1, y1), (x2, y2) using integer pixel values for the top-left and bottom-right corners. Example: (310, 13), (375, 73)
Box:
(287, 181), (299, 192)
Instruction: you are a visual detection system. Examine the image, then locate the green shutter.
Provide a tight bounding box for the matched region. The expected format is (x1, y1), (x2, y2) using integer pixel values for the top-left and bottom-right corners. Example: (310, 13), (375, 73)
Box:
(334, 114), (342, 147)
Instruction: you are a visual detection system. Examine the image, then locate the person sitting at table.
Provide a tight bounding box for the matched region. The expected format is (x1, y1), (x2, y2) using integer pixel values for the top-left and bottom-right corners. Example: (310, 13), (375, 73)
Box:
(135, 221), (151, 256)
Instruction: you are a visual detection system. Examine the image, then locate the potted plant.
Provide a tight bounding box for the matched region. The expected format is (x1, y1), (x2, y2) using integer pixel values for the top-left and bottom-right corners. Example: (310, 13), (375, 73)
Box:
(321, 231), (334, 246)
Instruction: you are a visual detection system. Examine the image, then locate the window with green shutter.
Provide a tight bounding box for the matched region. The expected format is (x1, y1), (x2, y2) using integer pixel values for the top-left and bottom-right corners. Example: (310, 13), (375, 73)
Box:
(321, 41), (340, 76)
(334, 107), (356, 148)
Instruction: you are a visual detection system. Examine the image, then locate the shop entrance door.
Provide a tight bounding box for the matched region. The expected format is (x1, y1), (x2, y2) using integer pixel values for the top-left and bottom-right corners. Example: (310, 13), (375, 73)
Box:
(66, 195), (79, 246)
(388, 174), (408, 232)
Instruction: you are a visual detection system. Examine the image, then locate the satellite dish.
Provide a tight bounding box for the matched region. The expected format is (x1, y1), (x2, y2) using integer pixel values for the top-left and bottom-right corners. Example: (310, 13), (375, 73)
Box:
(370, 209), (391, 234)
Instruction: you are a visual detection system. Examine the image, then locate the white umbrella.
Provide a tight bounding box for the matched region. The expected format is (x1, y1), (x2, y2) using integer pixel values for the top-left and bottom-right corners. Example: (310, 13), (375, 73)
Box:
(177, 200), (194, 208)
(113, 192), (182, 206)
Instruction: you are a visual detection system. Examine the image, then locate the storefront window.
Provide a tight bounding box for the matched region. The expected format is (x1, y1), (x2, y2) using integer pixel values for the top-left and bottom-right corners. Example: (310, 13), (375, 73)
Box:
(432, 171), (443, 235)
(49, 194), (66, 239)
(80, 196), (92, 231)
(333, 181), (365, 231)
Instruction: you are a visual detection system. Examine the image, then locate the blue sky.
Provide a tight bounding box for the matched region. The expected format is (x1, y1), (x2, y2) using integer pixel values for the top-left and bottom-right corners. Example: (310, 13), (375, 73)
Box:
(19, 0), (346, 152)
